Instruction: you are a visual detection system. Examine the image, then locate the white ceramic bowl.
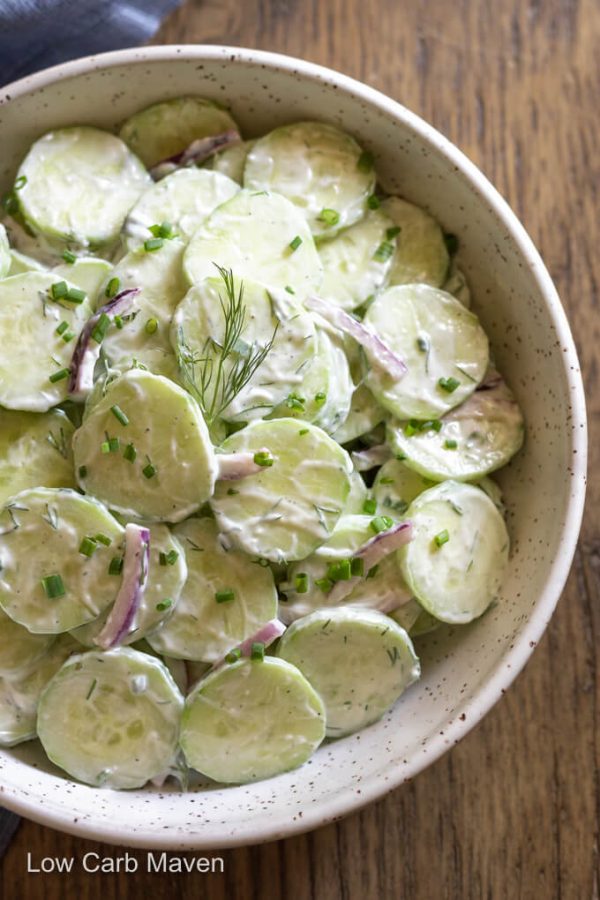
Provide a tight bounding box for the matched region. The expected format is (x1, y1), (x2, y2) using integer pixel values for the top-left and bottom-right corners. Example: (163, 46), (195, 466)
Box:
(0, 46), (586, 849)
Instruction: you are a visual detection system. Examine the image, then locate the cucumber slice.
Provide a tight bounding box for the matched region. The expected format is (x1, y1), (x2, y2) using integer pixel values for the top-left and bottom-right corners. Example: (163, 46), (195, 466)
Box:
(0, 635), (79, 747)
(180, 656), (326, 783)
(52, 257), (113, 307)
(0, 607), (55, 678)
(8, 248), (47, 276)
(210, 418), (352, 562)
(0, 488), (123, 633)
(100, 239), (188, 379)
(172, 276), (317, 424)
(37, 647), (184, 788)
(330, 384), (386, 444)
(386, 373), (525, 481)
(0, 224), (9, 278)
(399, 481), (509, 624)
(119, 96), (238, 169)
(318, 209), (396, 309)
(2, 215), (63, 266)
(363, 284), (489, 420)
(122, 168), (239, 250)
(277, 608), (420, 737)
(0, 272), (94, 412)
(391, 598), (440, 637)
(382, 197), (449, 287)
(372, 458), (433, 516)
(268, 328), (353, 435)
(208, 139), (255, 183)
(73, 369), (217, 522)
(0, 408), (76, 506)
(243, 121), (376, 238)
(183, 189), (323, 295)
(71, 525), (188, 647)
(443, 260), (471, 308)
(478, 475), (506, 515)
(146, 517), (277, 662)
(17, 127), (151, 250)
(343, 470), (369, 515)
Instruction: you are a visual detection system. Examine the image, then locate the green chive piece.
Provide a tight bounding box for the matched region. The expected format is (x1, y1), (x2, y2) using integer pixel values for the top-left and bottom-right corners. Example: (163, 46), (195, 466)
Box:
(295, 573), (309, 593)
(404, 422), (417, 437)
(285, 285), (295, 294)
(101, 441), (110, 454)
(55, 321), (69, 336)
(114, 315), (124, 329)
(327, 559), (352, 582)
(386, 226), (401, 240)
(78, 465), (87, 479)
(444, 232), (459, 255)
(438, 376), (460, 393)
(227, 488), (239, 495)
(156, 599), (173, 612)
(144, 237), (164, 252)
(142, 463), (157, 479)
(62, 250), (76, 264)
(370, 515), (394, 534)
(62, 330), (75, 343)
(215, 589), (235, 604)
(94, 533), (112, 546)
(149, 222), (174, 239)
(41, 573), (65, 599)
(86, 679), (97, 700)
(289, 235), (302, 252)
(48, 368), (70, 384)
(357, 150), (374, 172)
(66, 287), (86, 303)
(315, 577), (333, 593)
(285, 392), (305, 411)
(159, 549), (179, 567)
(434, 529), (450, 548)
(123, 442), (137, 463)
(367, 194), (381, 210)
(299, 428), (309, 435)
(253, 451), (274, 468)
(110, 405), (129, 426)
(226, 647), (241, 664)
(90, 312), (110, 344)
(373, 241), (395, 262)
(318, 208), (340, 227)
(380, 477), (395, 484)
(50, 281), (68, 300)
(427, 419), (443, 432)
(108, 437), (120, 452)
(362, 498), (377, 515)
(108, 556), (124, 576)
(314, 391), (327, 406)
(145, 317), (158, 335)
(350, 557), (364, 577)
(105, 277), (120, 299)
(14, 175), (27, 190)
(251, 641), (265, 661)
(79, 537), (98, 558)
(444, 439), (458, 450)
(366, 564), (379, 579)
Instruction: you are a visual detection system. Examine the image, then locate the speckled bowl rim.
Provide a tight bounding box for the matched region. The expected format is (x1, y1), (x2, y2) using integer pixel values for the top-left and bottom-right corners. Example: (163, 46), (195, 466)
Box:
(0, 45), (587, 849)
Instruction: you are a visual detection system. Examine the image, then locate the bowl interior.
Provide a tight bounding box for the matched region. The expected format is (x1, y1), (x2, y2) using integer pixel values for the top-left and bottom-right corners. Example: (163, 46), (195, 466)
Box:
(0, 47), (586, 849)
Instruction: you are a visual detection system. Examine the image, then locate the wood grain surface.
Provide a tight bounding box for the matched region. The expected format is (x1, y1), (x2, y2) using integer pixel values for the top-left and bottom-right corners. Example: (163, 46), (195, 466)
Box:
(2, 0), (598, 897)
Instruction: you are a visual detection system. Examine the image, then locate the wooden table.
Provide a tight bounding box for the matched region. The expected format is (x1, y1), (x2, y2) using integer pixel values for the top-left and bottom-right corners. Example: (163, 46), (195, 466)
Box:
(2, 1), (598, 897)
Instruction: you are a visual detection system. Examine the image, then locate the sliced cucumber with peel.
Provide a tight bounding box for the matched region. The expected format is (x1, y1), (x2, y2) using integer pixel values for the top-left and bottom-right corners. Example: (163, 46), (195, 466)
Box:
(382, 197), (449, 287)
(330, 383), (386, 445)
(52, 257), (113, 307)
(7, 248), (47, 276)
(208, 139), (255, 183)
(37, 647), (184, 788)
(399, 481), (509, 624)
(0, 408), (76, 506)
(372, 458), (433, 516)
(0, 607), (55, 678)
(180, 656), (326, 783)
(277, 608), (420, 737)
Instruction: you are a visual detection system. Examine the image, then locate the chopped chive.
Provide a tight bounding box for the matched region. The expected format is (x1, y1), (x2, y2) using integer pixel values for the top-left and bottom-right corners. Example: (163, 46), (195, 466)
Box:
(226, 647), (241, 663)
(62, 330), (75, 343)
(66, 286), (86, 303)
(386, 226), (401, 240)
(380, 477), (395, 484)
(370, 515), (393, 534)
(145, 317), (158, 335)
(327, 559), (352, 581)
(14, 175), (27, 190)
(108, 556), (124, 576)
(78, 465), (88, 479)
(444, 438), (458, 450)
(350, 557), (364, 577)
(315, 577), (333, 593)
(367, 194), (381, 210)
(123, 442), (137, 463)
(49, 368), (70, 384)
(50, 281), (68, 300)
(295, 572), (309, 593)
(105, 277), (120, 299)
(434, 529), (450, 548)
(144, 237), (164, 252)
(155, 598), (173, 612)
(85, 678), (97, 700)
(114, 315), (124, 330)
(149, 221), (174, 239)
(90, 312), (110, 344)
(110, 405), (129, 426)
(299, 428), (309, 436)
(2, 191), (18, 214)
(62, 249), (76, 264)
(253, 450), (274, 468)
(404, 422), (417, 436)
(362, 498), (377, 515)
(159, 549), (179, 567)
(41, 573), (65, 599)
(357, 150), (374, 172)
(285, 392), (305, 412)
(227, 488), (239, 495)
(373, 241), (394, 262)
(251, 641), (265, 661)
(94, 533), (112, 546)
(55, 321), (69, 336)
(142, 462), (157, 479)
(444, 232), (459, 255)
(285, 285), (295, 294)
(438, 376), (460, 393)
(366, 564), (379, 580)
(289, 235), (302, 252)
(215, 588), (235, 604)
(79, 537), (98, 557)
(318, 208), (340, 227)
(314, 391), (327, 406)
(108, 437), (120, 452)
(425, 419), (443, 432)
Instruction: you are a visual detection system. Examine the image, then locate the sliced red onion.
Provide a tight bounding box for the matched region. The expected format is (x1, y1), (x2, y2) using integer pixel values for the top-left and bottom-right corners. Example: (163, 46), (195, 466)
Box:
(351, 444), (392, 471)
(149, 129), (241, 179)
(305, 295), (407, 381)
(95, 523), (150, 650)
(212, 619), (286, 670)
(476, 368), (503, 391)
(216, 448), (274, 481)
(68, 288), (139, 400)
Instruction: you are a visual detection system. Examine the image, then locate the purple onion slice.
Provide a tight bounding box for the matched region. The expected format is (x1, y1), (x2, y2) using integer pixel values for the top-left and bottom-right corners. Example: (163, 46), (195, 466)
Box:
(149, 129), (241, 180)
(95, 523), (150, 650)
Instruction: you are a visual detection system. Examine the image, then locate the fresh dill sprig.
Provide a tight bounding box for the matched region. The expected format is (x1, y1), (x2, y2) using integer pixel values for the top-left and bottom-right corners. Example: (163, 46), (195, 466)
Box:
(177, 265), (278, 425)
(46, 427), (69, 460)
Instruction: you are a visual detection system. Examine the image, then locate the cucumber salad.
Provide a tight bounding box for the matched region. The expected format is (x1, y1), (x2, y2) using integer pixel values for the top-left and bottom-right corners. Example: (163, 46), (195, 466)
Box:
(0, 97), (524, 789)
